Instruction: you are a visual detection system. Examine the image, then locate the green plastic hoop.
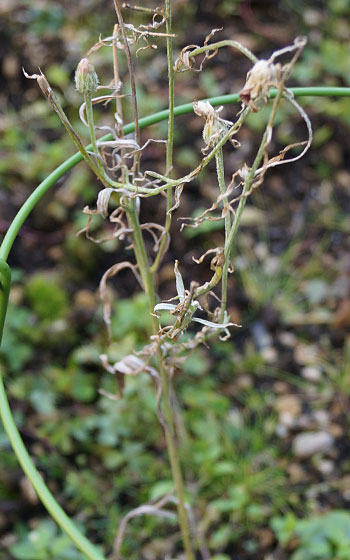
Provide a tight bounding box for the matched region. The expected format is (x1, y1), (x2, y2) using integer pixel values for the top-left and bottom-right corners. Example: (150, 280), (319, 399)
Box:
(0, 86), (349, 560)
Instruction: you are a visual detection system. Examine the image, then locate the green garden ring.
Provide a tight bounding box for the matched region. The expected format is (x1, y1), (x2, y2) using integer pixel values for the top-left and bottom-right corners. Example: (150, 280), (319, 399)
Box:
(0, 86), (349, 560)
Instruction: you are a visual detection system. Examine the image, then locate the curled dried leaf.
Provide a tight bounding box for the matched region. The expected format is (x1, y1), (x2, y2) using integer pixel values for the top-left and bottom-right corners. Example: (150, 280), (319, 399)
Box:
(174, 260), (185, 301)
(255, 93), (312, 177)
(96, 188), (114, 217)
(99, 262), (142, 339)
(192, 247), (223, 265)
(113, 494), (176, 560)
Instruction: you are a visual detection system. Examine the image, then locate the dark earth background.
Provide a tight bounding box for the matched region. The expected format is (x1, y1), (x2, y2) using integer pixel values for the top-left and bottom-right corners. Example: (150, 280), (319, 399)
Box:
(0, 0), (349, 558)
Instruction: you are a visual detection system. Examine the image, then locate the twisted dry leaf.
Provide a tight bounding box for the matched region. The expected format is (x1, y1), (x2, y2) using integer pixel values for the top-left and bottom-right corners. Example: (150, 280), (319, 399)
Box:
(99, 261), (142, 339)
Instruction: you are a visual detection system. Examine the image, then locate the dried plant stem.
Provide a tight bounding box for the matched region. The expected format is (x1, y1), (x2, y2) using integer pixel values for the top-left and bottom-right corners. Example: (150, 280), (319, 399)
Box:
(147, 107), (250, 195)
(112, 24), (124, 137)
(84, 92), (105, 175)
(126, 202), (194, 560)
(112, 24), (129, 184)
(188, 39), (258, 65)
(225, 44), (304, 262)
(157, 359), (195, 560)
(165, 0), (175, 175)
(113, 0), (140, 172)
(150, 0), (175, 273)
(33, 73), (110, 188)
(215, 149), (230, 322)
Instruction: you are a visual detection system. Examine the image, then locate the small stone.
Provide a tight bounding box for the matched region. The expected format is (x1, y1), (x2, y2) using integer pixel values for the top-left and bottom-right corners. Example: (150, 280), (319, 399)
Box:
(236, 375), (252, 389)
(329, 423), (344, 437)
(276, 424), (288, 437)
(294, 343), (318, 365)
(316, 459), (334, 476)
(279, 412), (295, 428)
(296, 413), (314, 429)
(279, 331), (297, 348)
(287, 462), (309, 483)
(275, 395), (301, 417)
(255, 242), (268, 260)
(293, 431), (334, 458)
(313, 410), (329, 427)
(301, 366), (322, 382)
(274, 381), (290, 394)
(261, 346), (278, 363)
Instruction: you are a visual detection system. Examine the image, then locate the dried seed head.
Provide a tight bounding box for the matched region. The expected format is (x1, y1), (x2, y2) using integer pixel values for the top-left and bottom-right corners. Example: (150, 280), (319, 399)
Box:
(239, 59), (279, 110)
(193, 100), (233, 149)
(75, 58), (99, 94)
(193, 100), (216, 119)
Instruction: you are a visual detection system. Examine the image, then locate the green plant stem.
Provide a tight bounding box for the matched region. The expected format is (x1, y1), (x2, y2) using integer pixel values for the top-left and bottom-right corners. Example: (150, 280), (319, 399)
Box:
(126, 202), (194, 560)
(215, 149), (231, 322)
(150, 0), (175, 274)
(126, 201), (155, 307)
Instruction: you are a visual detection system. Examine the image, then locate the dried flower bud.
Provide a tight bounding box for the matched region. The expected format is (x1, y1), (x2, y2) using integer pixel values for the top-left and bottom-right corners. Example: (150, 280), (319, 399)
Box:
(75, 58), (99, 94)
(239, 59), (279, 111)
(193, 100), (233, 149)
(238, 163), (250, 181)
(193, 100), (215, 119)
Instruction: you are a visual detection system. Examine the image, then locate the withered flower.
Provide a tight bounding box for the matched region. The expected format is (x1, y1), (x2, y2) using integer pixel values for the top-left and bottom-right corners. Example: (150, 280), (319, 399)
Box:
(193, 100), (235, 150)
(239, 59), (280, 112)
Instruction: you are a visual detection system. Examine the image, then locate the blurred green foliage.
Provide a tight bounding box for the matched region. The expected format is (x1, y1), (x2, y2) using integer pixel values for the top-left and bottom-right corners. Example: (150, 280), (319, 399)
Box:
(272, 511), (350, 560)
(26, 273), (69, 321)
(10, 519), (86, 560)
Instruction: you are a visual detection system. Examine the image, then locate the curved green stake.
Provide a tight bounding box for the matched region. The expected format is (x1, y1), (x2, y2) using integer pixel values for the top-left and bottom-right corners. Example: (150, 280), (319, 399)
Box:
(0, 259), (11, 345)
(0, 86), (349, 560)
(0, 370), (106, 560)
